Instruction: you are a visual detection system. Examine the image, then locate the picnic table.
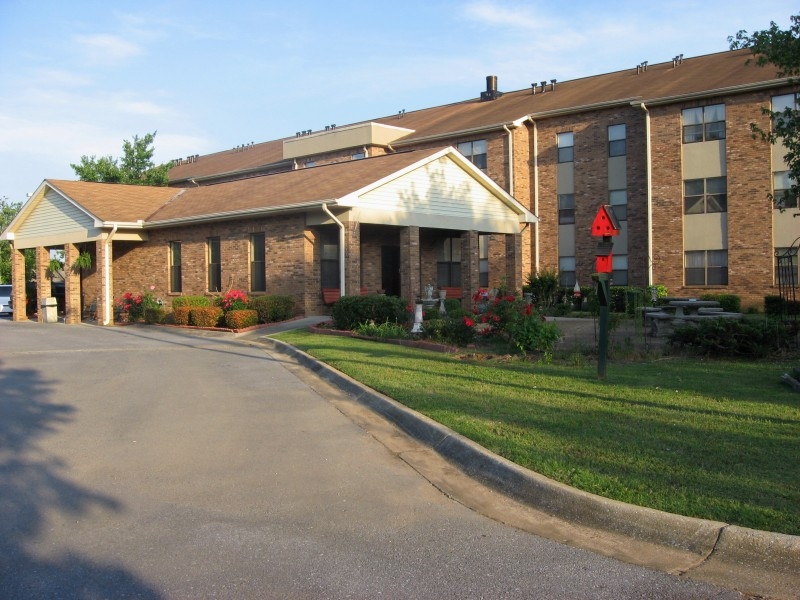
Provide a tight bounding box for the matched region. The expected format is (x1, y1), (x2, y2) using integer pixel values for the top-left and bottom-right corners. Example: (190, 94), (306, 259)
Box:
(643, 299), (741, 337)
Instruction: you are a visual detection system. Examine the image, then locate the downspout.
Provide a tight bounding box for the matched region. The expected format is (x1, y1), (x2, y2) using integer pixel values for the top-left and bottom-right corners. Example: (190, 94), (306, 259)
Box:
(636, 102), (654, 286)
(102, 224), (119, 325)
(530, 117), (540, 274)
(502, 124), (515, 196)
(322, 203), (346, 297)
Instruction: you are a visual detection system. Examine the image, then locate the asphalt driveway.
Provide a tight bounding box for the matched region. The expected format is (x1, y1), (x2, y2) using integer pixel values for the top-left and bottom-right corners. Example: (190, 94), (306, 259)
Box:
(0, 320), (745, 599)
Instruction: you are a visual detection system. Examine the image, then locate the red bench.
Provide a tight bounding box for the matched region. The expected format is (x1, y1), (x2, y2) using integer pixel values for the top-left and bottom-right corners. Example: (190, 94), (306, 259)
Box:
(439, 286), (463, 299)
(322, 289), (341, 305)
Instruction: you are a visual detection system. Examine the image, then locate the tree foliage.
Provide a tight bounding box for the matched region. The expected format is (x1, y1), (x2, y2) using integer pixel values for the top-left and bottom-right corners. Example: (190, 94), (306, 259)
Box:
(70, 131), (173, 186)
(0, 197), (35, 283)
(730, 15), (800, 208)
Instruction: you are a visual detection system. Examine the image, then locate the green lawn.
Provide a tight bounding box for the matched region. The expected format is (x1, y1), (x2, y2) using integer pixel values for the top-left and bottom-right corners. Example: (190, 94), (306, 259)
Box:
(274, 330), (800, 536)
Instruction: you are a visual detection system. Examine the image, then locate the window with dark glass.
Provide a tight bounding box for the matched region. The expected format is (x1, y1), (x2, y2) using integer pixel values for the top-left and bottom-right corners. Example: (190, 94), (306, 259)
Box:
(437, 238), (462, 287)
(773, 170), (796, 209)
(612, 255), (628, 286)
(685, 250), (728, 286)
(557, 132), (574, 163)
(609, 190), (627, 221)
(559, 256), (576, 287)
(250, 233), (266, 292)
(169, 241), (182, 293)
(682, 104), (726, 143)
(558, 194), (575, 224)
(457, 140), (487, 171)
(320, 234), (340, 290)
(207, 237), (221, 293)
(684, 177), (727, 214)
(608, 124), (626, 157)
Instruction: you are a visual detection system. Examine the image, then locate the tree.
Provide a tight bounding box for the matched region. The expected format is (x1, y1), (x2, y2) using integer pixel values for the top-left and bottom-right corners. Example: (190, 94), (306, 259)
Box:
(71, 131), (173, 186)
(0, 197), (35, 284)
(730, 16), (800, 209)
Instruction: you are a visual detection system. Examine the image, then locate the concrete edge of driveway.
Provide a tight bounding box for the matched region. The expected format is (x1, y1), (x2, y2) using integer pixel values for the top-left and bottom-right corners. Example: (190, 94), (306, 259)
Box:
(255, 335), (799, 599)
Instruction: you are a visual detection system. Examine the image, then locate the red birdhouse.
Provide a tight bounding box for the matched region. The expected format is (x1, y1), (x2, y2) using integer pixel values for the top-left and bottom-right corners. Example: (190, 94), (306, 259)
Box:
(591, 205), (620, 273)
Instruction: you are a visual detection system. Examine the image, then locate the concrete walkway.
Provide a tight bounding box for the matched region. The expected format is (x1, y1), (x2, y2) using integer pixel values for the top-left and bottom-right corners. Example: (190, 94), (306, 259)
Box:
(244, 317), (799, 600)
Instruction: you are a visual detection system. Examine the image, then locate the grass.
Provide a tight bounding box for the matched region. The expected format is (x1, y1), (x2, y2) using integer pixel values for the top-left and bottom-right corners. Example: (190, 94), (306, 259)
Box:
(273, 330), (800, 536)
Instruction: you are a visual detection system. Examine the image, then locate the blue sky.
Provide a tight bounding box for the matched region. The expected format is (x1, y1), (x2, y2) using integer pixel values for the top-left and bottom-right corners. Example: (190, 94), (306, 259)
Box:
(0, 0), (796, 204)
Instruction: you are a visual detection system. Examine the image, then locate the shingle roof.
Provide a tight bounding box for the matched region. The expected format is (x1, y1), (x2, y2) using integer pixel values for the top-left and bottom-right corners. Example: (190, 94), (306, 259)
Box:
(166, 49), (785, 182)
(46, 180), (183, 223)
(149, 148), (444, 223)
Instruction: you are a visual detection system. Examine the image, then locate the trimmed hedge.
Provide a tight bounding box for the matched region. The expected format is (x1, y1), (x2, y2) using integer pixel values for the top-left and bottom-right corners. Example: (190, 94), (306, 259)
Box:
(172, 295), (211, 309)
(172, 306), (191, 326)
(190, 306), (223, 328)
(248, 295), (295, 323)
(331, 295), (407, 331)
(225, 309), (259, 330)
(699, 293), (741, 313)
(143, 307), (166, 324)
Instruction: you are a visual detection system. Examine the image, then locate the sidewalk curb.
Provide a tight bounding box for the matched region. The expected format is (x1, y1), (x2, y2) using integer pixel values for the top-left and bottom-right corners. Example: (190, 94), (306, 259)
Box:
(258, 336), (800, 599)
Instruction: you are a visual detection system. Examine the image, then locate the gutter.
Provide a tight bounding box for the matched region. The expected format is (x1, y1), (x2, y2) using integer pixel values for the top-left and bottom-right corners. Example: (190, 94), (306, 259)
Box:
(634, 102), (654, 287)
(322, 203), (346, 298)
(103, 224), (119, 326)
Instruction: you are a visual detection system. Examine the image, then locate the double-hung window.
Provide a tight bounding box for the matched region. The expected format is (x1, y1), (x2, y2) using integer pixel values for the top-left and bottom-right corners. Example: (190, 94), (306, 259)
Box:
(557, 132), (574, 163)
(682, 104), (726, 143)
(685, 250), (728, 286)
(250, 233), (266, 293)
(684, 177), (727, 214)
(457, 140), (487, 171)
(608, 124), (626, 156)
(207, 237), (221, 293)
(437, 238), (462, 288)
(558, 194), (575, 224)
(478, 235), (489, 288)
(320, 233), (340, 290)
(169, 242), (182, 294)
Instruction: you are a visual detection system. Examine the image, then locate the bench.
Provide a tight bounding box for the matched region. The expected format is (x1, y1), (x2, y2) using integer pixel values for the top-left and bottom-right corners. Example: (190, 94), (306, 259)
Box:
(439, 287), (463, 300)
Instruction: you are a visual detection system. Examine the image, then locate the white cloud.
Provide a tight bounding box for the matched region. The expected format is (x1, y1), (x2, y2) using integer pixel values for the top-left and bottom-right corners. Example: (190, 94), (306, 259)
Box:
(73, 33), (142, 63)
(463, 1), (554, 31)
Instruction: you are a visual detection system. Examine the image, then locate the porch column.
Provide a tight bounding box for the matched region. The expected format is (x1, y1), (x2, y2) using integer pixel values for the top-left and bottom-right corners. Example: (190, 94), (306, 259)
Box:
(35, 246), (49, 324)
(399, 226), (420, 302)
(11, 245), (27, 322)
(64, 243), (81, 324)
(96, 237), (113, 326)
(505, 233), (523, 292)
(461, 230), (480, 305)
(344, 221), (361, 295)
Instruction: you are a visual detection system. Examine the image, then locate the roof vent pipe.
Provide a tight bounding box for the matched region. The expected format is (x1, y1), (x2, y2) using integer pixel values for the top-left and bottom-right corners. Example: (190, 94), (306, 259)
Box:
(550, 78), (557, 91)
(481, 75), (502, 101)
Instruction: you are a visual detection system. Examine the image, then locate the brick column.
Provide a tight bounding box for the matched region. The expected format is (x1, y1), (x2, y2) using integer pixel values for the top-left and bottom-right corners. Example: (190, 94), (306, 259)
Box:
(35, 247), (49, 323)
(399, 226), (420, 302)
(505, 233), (523, 292)
(64, 243), (81, 324)
(11, 246), (27, 322)
(96, 237), (113, 326)
(344, 221), (361, 296)
(461, 230), (480, 306)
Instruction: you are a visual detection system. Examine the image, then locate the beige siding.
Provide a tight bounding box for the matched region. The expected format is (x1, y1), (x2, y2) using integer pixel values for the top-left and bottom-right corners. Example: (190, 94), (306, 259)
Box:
(683, 140), (726, 179)
(13, 189), (100, 248)
(684, 213), (728, 250)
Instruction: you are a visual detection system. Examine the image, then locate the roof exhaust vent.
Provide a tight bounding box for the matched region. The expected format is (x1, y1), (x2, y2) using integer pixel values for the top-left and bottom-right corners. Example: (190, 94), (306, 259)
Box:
(480, 75), (502, 101)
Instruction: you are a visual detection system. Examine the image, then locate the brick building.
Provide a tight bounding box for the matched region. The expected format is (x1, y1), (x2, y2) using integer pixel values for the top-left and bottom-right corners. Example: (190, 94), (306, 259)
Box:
(3, 48), (798, 322)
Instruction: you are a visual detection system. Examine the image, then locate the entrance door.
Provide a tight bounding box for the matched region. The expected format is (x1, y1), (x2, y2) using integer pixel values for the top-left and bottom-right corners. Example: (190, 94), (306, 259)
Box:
(381, 246), (401, 297)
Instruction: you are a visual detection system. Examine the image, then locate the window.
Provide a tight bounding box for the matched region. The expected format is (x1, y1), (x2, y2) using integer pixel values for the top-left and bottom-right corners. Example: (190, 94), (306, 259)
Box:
(685, 250), (728, 286)
(772, 93), (798, 130)
(207, 237), (221, 293)
(609, 190), (627, 221)
(608, 124), (626, 157)
(557, 132), (574, 163)
(457, 140), (487, 171)
(351, 152), (365, 160)
(320, 233), (340, 290)
(479, 235), (489, 288)
(612, 255), (628, 286)
(773, 170), (797, 209)
(558, 194), (575, 224)
(437, 238), (462, 287)
(684, 177), (727, 214)
(559, 256), (576, 287)
(169, 242), (182, 294)
(250, 233), (266, 292)
(682, 104), (726, 143)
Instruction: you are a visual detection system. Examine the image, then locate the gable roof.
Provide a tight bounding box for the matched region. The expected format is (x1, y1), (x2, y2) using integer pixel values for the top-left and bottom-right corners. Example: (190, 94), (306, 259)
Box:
(166, 49), (786, 182)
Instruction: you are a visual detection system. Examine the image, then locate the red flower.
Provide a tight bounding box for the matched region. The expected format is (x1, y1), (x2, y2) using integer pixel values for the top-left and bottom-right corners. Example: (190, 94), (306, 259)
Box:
(524, 304), (532, 315)
(463, 317), (475, 327)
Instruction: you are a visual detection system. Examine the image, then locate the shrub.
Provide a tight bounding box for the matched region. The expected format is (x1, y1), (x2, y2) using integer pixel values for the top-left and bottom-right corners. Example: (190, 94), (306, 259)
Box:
(505, 309), (561, 355)
(354, 320), (409, 339)
(667, 318), (789, 358)
(525, 269), (559, 308)
(172, 296), (210, 309)
(173, 306), (191, 326)
(143, 307), (166, 324)
(422, 315), (475, 346)
(331, 295), (407, 331)
(224, 309), (259, 330)
(117, 291), (163, 322)
(190, 306), (223, 328)
(220, 289), (248, 312)
(248, 295), (295, 323)
(699, 293), (741, 313)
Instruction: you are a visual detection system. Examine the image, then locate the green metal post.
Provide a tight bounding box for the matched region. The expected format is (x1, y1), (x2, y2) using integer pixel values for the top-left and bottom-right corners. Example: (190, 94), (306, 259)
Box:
(593, 273), (610, 380)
